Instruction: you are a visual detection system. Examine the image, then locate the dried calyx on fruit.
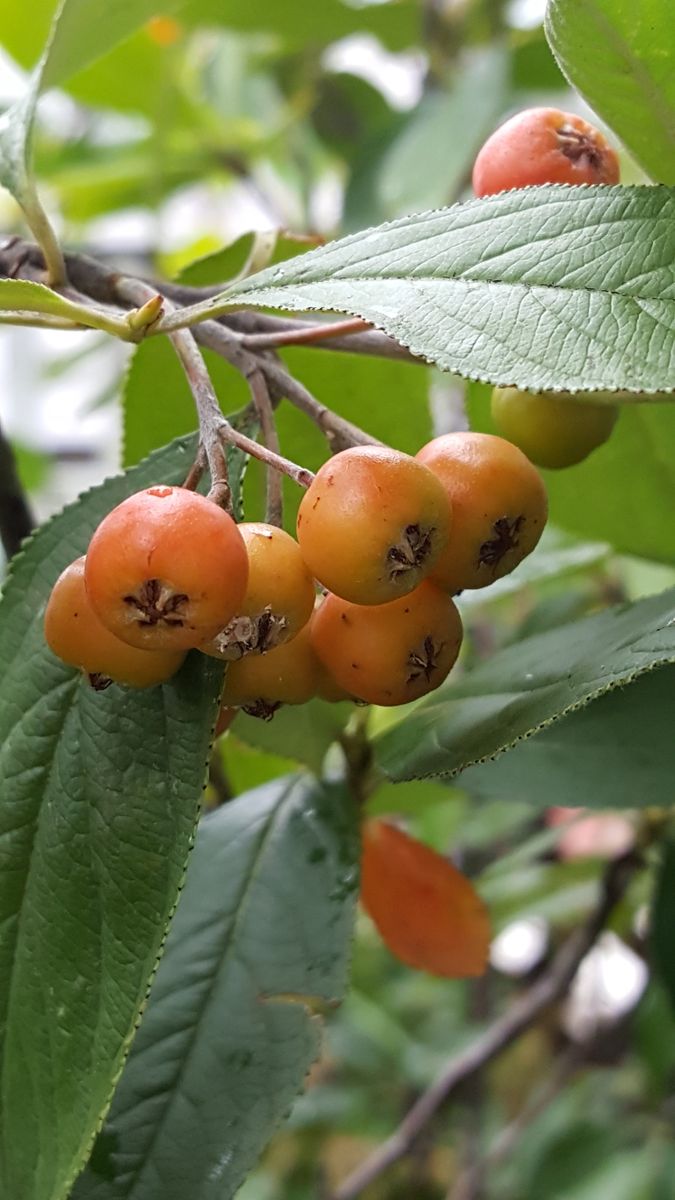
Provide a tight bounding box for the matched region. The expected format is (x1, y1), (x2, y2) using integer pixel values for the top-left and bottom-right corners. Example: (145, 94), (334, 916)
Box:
(44, 557), (185, 689)
(201, 523), (315, 660)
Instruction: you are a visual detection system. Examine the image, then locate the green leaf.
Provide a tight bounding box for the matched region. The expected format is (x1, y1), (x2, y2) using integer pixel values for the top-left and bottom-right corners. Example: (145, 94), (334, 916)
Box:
(650, 833), (675, 1012)
(459, 664), (675, 808)
(39, 0), (185, 91)
(344, 47), (509, 229)
(181, 0), (418, 51)
(201, 186), (675, 393)
(72, 774), (360, 1200)
(0, 433), (230, 1200)
(0, 279), (130, 336)
(0, 0), (182, 255)
(467, 382), (675, 566)
(269, 346), (434, 529)
(375, 588), (675, 781)
(122, 340), (250, 470)
(545, 0), (675, 185)
(232, 698), (353, 773)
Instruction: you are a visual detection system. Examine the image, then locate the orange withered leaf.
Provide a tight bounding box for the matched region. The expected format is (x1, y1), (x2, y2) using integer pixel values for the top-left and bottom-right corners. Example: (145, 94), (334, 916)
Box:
(361, 818), (491, 978)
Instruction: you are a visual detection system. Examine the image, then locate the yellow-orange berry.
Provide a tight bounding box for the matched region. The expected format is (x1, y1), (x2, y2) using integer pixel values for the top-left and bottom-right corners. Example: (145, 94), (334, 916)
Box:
(416, 432), (547, 593)
(297, 446), (452, 605)
(311, 581), (462, 707)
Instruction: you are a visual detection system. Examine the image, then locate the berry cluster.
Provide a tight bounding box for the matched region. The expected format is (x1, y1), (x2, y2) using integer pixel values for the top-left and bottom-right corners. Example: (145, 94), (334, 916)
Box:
(45, 434), (547, 716)
(44, 105), (628, 717)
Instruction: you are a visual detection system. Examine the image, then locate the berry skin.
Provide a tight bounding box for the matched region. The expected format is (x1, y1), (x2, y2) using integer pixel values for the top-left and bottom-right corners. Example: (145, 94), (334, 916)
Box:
(44, 557), (185, 689)
(361, 819), (490, 978)
(201, 523), (315, 660)
(296, 446), (452, 606)
(310, 581), (462, 707)
(472, 107), (619, 196)
(85, 486), (249, 651)
(491, 387), (619, 469)
(220, 622), (318, 720)
(416, 432), (548, 594)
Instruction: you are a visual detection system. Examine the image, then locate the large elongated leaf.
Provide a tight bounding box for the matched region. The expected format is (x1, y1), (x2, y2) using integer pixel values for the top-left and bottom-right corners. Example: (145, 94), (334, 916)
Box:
(458, 665), (675, 808)
(72, 774), (359, 1200)
(375, 587), (675, 781)
(187, 186), (675, 394)
(0, 433), (232, 1200)
(545, 0), (675, 186)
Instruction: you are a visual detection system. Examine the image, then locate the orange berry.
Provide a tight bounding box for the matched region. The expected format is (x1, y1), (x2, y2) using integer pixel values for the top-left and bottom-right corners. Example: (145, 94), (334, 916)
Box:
(311, 581), (462, 707)
(201, 523), (315, 660)
(472, 107), (619, 196)
(44, 557), (185, 689)
(297, 446), (452, 605)
(361, 819), (491, 978)
(220, 622), (318, 720)
(416, 432), (547, 593)
(85, 487), (248, 651)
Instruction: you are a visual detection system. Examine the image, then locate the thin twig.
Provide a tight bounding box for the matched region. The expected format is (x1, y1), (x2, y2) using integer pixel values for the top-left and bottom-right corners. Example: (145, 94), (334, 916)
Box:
(247, 367), (283, 526)
(0, 422), (35, 560)
(115, 276), (314, 498)
(446, 1046), (581, 1200)
(0, 240), (421, 364)
(240, 316), (372, 351)
(329, 852), (639, 1200)
(195, 321), (380, 452)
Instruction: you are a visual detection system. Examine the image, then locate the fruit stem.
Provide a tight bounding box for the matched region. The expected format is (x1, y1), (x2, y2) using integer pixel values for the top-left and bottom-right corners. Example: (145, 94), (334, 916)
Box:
(240, 316), (371, 350)
(115, 276), (314, 499)
(193, 320), (380, 452)
(247, 366), (284, 526)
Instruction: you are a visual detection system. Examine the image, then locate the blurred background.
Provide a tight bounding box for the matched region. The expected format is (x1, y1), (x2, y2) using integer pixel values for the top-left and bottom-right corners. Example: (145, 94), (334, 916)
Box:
(2, 1), (674, 1196)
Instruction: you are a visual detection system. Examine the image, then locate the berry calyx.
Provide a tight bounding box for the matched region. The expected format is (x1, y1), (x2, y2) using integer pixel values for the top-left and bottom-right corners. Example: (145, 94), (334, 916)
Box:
(416, 432), (548, 593)
(491, 387), (619, 469)
(44, 557), (185, 688)
(297, 446), (452, 606)
(85, 486), (249, 651)
(201, 523), (315, 660)
(220, 622), (319, 719)
(310, 581), (462, 707)
(472, 107), (620, 196)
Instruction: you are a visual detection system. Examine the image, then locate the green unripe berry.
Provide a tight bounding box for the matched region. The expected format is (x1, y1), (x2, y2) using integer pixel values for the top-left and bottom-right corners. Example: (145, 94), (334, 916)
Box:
(491, 387), (619, 469)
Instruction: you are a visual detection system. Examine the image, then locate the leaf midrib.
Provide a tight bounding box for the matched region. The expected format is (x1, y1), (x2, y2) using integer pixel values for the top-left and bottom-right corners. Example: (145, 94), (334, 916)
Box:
(121, 776), (304, 1200)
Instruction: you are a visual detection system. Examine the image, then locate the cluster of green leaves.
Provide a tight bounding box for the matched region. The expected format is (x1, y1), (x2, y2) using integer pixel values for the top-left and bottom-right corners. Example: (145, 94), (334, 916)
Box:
(0, 0), (675, 1198)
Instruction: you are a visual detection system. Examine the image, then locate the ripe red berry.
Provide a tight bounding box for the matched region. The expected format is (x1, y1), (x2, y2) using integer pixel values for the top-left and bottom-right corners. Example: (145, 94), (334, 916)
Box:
(85, 486), (249, 651)
(472, 107), (620, 196)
